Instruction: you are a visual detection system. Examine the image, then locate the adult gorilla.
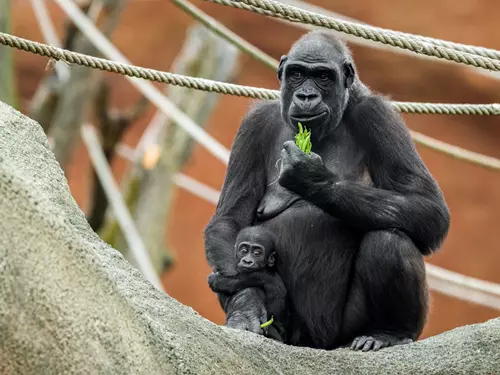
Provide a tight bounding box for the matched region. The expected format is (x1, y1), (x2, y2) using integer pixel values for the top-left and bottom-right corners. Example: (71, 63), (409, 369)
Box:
(204, 30), (450, 351)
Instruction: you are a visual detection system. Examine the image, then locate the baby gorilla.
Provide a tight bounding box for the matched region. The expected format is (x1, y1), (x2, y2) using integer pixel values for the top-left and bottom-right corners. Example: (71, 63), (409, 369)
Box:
(208, 226), (287, 341)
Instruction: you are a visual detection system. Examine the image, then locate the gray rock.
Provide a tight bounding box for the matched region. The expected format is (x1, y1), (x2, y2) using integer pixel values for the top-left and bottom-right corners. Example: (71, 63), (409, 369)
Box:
(0, 100), (499, 375)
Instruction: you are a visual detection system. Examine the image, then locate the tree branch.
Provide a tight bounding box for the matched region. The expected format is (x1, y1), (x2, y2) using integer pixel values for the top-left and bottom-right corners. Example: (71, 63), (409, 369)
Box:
(1, 101), (499, 374)
(87, 80), (148, 231)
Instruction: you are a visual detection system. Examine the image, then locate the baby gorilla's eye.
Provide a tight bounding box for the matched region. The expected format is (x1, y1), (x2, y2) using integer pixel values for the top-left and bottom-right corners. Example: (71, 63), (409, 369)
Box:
(240, 246), (248, 254)
(291, 71), (303, 79)
(254, 250), (262, 256)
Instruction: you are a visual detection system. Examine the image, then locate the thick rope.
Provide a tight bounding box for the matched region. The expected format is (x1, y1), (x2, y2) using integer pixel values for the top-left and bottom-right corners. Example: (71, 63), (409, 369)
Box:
(283, 0), (500, 62)
(0, 31), (279, 100)
(393, 102), (500, 116)
(207, 0), (500, 71)
(410, 131), (500, 172)
(1, 32), (499, 116)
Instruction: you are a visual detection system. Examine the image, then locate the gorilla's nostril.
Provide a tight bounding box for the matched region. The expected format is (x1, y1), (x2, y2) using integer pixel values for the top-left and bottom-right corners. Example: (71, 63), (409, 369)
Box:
(297, 93), (318, 102)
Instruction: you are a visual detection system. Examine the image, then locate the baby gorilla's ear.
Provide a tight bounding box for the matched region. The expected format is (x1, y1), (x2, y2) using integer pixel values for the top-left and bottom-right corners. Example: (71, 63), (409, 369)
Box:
(267, 252), (276, 268)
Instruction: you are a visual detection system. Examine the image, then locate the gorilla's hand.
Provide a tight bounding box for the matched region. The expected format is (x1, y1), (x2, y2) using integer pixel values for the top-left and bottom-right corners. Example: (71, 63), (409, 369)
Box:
(225, 288), (268, 335)
(278, 140), (334, 197)
(208, 272), (239, 294)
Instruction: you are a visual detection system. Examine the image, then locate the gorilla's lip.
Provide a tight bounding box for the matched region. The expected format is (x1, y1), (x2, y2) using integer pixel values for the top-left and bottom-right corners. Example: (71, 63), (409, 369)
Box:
(237, 265), (258, 272)
(290, 111), (328, 124)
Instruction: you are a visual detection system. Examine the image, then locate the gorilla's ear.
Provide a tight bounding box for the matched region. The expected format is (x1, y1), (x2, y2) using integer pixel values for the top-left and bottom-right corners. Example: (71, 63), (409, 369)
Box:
(268, 252), (276, 268)
(277, 55), (288, 81)
(343, 61), (355, 88)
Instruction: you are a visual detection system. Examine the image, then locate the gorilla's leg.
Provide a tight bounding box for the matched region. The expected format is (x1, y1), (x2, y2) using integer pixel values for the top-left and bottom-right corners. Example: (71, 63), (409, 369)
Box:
(341, 229), (428, 351)
(222, 288), (269, 335)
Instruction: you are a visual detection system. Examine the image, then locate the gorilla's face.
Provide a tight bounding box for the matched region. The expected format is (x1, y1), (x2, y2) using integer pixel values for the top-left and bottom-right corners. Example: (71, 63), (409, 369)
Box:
(279, 33), (355, 142)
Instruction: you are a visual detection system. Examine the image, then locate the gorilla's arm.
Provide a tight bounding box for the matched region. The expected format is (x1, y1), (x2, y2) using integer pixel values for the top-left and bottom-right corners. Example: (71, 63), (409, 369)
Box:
(204, 103), (273, 276)
(279, 95), (450, 255)
(208, 271), (284, 297)
(209, 271), (287, 319)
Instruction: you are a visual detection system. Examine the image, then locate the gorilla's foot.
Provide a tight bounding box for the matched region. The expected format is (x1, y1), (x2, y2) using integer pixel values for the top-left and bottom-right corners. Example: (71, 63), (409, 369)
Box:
(350, 334), (412, 352)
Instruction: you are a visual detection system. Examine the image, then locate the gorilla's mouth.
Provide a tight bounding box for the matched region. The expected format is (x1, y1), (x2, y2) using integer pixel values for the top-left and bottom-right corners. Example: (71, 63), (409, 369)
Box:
(290, 111), (328, 125)
(237, 264), (258, 272)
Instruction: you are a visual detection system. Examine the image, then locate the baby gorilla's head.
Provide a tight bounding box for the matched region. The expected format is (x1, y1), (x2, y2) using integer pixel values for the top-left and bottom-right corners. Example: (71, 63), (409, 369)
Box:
(234, 226), (276, 273)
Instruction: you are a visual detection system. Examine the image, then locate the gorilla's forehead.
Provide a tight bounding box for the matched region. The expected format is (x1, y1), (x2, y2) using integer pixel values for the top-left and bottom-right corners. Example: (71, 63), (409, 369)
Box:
(288, 31), (349, 65)
(237, 227), (274, 247)
(290, 42), (335, 61)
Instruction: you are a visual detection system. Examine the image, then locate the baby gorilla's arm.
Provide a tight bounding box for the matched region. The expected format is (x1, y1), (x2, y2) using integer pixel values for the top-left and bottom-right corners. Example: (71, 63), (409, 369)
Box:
(208, 271), (276, 295)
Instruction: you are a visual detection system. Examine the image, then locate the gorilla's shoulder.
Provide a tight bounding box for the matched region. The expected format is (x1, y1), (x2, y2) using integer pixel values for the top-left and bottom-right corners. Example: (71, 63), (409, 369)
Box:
(242, 100), (282, 126)
(234, 100), (282, 145)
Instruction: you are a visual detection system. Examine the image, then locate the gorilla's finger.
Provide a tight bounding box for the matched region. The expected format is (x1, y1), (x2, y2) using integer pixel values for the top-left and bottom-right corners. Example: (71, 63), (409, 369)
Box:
(282, 140), (296, 151)
(372, 340), (383, 351)
(350, 337), (359, 350)
(362, 339), (374, 352)
(355, 336), (368, 350)
(249, 317), (264, 335)
(283, 141), (305, 162)
(280, 148), (288, 161)
(310, 152), (323, 164)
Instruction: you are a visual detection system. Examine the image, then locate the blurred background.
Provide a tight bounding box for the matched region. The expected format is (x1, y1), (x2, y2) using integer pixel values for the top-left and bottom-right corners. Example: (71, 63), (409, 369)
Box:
(3, 0), (500, 340)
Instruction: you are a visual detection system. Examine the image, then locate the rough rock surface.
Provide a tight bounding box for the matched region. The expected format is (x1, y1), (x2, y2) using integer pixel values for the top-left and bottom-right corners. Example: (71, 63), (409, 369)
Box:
(0, 100), (499, 374)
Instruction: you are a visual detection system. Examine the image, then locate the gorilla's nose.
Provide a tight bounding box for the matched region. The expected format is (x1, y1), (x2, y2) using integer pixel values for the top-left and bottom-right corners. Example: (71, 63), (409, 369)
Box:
(242, 259), (254, 266)
(293, 92), (321, 111)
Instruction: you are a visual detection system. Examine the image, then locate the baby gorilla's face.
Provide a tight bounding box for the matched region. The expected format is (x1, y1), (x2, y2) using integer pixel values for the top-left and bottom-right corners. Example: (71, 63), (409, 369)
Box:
(236, 241), (267, 272)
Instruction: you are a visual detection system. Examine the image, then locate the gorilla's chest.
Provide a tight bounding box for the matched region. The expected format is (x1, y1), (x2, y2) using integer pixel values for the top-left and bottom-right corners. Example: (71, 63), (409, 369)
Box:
(256, 141), (370, 222)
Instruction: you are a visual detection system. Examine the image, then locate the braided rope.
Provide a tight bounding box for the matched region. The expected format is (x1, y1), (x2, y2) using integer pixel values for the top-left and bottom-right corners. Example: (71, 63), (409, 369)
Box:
(281, 0), (500, 61)
(382, 30), (500, 62)
(0, 32), (279, 100)
(208, 0), (500, 71)
(393, 102), (500, 116)
(1, 32), (499, 116)
(410, 131), (500, 172)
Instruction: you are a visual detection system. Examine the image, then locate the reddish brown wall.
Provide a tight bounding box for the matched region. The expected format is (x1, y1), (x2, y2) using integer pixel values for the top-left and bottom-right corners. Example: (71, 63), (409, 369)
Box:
(11, 0), (500, 339)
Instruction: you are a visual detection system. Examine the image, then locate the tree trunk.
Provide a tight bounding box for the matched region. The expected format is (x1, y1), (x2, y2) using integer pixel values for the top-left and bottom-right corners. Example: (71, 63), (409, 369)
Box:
(107, 24), (240, 274)
(47, 0), (126, 169)
(1, 101), (500, 375)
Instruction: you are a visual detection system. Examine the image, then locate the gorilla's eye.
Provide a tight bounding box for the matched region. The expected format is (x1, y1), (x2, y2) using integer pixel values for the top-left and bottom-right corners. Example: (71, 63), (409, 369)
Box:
(317, 72), (330, 81)
(240, 246), (248, 254)
(291, 71), (303, 79)
(254, 250), (262, 256)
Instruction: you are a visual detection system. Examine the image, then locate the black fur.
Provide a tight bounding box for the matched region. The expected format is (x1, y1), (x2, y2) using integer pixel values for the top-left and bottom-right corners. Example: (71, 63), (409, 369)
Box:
(203, 30), (450, 351)
(208, 226), (288, 342)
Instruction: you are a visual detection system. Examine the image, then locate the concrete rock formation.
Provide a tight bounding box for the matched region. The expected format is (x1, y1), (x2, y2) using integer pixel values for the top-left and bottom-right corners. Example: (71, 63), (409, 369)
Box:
(0, 100), (499, 374)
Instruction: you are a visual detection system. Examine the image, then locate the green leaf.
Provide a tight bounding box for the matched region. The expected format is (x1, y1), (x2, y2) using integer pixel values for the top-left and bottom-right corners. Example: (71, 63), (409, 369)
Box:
(260, 315), (274, 328)
(298, 122), (304, 134)
(295, 121), (312, 154)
